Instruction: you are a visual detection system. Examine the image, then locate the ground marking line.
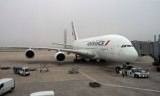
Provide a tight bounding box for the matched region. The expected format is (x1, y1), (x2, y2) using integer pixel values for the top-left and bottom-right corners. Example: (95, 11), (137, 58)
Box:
(80, 71), (160, 93)
(103, 83), (160, 93)
(80, 71), (102, 84)
(40, 69), (160, 93)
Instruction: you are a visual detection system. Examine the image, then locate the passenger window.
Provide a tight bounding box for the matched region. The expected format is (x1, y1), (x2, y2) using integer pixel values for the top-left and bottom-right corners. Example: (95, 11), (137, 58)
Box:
(0, 83), (4, 89)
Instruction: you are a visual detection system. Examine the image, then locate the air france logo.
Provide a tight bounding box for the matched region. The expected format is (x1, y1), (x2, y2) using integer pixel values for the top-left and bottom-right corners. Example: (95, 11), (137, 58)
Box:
(87, 40), (110, 46)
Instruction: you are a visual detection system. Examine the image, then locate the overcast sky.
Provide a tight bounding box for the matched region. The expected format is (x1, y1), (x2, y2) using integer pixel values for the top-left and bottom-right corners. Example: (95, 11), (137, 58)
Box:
(0, 0), (160, 47)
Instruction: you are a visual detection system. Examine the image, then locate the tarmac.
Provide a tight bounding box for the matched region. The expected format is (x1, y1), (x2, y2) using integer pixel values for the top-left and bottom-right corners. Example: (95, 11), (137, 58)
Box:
(0, 50), (160, 96)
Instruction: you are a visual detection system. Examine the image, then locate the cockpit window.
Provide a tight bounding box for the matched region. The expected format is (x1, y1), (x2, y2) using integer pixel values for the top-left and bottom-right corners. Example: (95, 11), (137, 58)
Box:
(121, 45), (133, 48)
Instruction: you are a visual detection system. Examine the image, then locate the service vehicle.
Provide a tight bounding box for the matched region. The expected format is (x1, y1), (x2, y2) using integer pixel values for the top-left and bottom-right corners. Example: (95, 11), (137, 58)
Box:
(1, 67), (11, 70)
(127, 68), (149, 78)
(13, 66), (22, 74)
(13, 66), (30, 76)
(19, 67), (30, 76)
(0, 78), (15, 96)
(29, 67), (36, 71)
(30, 91), (55, 96)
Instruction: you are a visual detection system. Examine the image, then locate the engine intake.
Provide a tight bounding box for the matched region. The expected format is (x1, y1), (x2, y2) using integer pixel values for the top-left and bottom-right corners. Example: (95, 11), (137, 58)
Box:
(25, 49), (35, 58)
(55, 52), (65, 62)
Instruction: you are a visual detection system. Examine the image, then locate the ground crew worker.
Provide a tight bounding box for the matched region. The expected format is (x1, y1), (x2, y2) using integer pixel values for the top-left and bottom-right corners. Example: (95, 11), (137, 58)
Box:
(122, 69), (125, 77)
(146, 69), (149, 72)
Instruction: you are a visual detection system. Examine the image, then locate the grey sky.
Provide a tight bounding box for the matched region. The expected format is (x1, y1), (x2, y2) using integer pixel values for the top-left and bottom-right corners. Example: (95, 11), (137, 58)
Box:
(0, 0), (160, 47)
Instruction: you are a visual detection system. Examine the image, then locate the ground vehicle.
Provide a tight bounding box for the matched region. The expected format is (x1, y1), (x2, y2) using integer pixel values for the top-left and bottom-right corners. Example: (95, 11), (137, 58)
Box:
(127, 68), (149, 78)
(0, 78), (15, 96)
(30, 91), (55, 96)
(13, 66), (22, 74)
(13, 66), (30, 76)
(19, 67), (30, 76)
(1, 67), (11, 70)
(117, 65), (149, 78)
(29, 67), (36, 71)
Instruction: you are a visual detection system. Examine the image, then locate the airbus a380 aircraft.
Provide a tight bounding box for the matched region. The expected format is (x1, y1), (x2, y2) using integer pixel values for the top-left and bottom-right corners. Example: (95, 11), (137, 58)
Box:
(5, 22), (138, 63)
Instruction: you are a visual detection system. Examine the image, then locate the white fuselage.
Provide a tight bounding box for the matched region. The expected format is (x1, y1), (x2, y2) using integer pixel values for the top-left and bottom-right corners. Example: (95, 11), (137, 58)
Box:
(72, 35), (138, 63)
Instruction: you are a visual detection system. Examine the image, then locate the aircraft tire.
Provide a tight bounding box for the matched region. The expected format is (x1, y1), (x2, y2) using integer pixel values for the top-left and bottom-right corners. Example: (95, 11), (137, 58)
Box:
(89, 59), (97, 62)
(100, 59), (106, 62)
(115, 66), (121, 74)
(80, 58), (86, 62)
(74, 59), (79, 63)
(134, 74), (139, 78)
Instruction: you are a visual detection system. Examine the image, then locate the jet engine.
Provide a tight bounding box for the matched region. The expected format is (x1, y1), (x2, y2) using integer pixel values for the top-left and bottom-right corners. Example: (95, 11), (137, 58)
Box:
(25, 49), (35, 58)
(55, 52), (65, 62)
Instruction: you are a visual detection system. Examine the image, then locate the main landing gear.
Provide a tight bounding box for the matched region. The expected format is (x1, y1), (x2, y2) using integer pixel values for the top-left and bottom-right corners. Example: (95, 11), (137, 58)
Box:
(74, 55), (86, 63)
(73, 54), (106, 63)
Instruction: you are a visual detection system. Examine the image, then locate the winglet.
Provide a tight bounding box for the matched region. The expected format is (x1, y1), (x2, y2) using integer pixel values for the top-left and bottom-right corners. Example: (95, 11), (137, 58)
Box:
(71, 22), (79, 40)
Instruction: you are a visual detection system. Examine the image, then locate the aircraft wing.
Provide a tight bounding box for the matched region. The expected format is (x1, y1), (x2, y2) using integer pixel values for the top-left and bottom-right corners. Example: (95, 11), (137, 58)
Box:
(35, 47), (96, 58)
(53, 48), (95, 58)
(0, 47), (95, 58)
(0, 47), (54, 51)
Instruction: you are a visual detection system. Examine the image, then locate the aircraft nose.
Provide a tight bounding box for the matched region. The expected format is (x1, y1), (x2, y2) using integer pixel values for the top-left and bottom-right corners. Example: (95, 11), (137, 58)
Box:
(125, 48), (138, 62)
(130, 49), (138, 61)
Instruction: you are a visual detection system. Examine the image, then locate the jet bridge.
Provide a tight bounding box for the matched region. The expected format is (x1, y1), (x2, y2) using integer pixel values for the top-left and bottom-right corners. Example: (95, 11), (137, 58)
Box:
(132, 35), (160, 66)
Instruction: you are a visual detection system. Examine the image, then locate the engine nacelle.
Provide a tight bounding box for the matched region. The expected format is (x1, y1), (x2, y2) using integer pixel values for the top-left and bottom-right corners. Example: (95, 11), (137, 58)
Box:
(55, 52), (65, 62)
(25, 49), (35, 58)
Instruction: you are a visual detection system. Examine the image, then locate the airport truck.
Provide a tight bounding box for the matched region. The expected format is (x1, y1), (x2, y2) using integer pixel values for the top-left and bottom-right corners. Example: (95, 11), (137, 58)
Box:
(19, 67), (30, 76)
(13, 66), (30, 76)
(13, 66), (22, 74)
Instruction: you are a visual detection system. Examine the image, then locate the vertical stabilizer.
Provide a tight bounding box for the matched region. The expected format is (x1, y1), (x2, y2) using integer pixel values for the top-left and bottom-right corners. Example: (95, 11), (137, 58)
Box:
(71, 22), (79, 40)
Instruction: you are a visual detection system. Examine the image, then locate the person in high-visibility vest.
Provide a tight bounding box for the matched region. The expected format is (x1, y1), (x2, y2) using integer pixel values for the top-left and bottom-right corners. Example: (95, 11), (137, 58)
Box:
(122, 69), (125, 77)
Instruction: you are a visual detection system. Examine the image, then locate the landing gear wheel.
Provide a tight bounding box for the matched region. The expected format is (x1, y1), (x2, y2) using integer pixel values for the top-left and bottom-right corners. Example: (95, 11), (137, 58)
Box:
(115, 66), (121, 74)
(74, 59), (79, 63)
(134, 74), (139, 78)
(126, 62), (130, 65)
(100, 59), (106, 62)
(89, 59), (97, 62)
(134, 74), (136, 78)
(80, 58), (86, 62)
(9, 88), (13, 93)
